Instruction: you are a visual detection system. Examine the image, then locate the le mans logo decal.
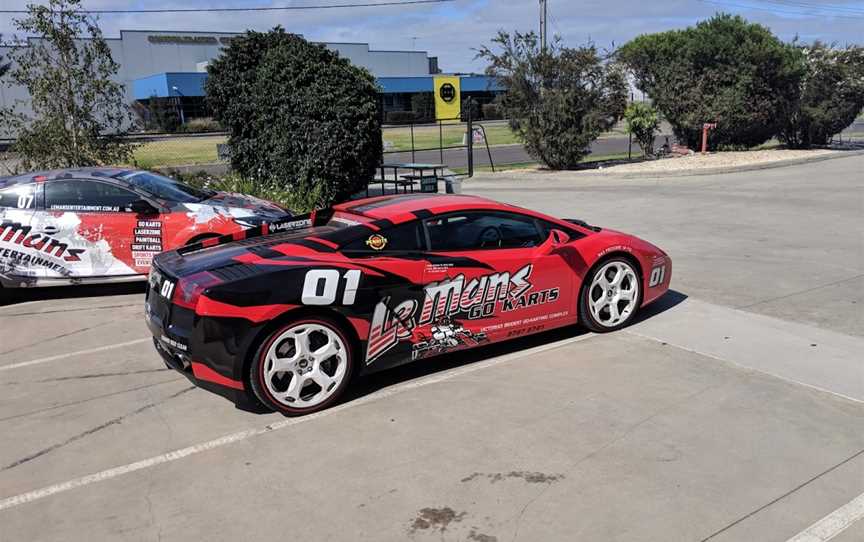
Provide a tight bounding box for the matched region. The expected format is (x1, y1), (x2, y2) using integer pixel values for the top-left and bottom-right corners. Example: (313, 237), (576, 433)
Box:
(366, 234), (387, 251)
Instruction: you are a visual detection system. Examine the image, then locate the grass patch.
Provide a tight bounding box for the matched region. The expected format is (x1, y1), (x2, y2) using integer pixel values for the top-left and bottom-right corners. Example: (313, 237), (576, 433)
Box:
(131, 135), (227, 168)
(382, 121), (520, 151)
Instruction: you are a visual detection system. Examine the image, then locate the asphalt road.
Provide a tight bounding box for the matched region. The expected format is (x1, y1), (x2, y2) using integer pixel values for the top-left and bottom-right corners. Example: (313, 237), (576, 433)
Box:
(383, 135), (646, 170)
(1, 154), (862, 541)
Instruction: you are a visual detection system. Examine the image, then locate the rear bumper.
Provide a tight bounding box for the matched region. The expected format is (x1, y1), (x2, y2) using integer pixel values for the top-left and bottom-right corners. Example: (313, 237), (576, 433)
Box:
(151, 336), (261, 410)
(145, 297), (267, 412)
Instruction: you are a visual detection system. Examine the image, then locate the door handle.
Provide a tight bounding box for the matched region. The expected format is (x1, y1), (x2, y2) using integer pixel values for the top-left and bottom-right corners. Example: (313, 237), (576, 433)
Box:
(40, 225), (60, 235)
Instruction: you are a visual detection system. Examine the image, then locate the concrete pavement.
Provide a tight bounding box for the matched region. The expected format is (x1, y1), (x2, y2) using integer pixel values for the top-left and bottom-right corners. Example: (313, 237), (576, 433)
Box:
(1, 155), (863, 541)
(465, 153), (864, 336)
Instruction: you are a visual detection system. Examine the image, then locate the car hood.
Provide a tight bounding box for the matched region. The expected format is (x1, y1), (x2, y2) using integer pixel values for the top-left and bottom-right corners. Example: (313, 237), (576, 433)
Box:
(207, 191), (288, 215)
(181, 192), (291, 223)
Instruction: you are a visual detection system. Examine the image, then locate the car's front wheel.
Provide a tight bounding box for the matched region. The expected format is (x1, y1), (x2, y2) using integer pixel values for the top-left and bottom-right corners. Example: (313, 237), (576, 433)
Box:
(250, 317), (355, 416)
(579, 258), (642, 333)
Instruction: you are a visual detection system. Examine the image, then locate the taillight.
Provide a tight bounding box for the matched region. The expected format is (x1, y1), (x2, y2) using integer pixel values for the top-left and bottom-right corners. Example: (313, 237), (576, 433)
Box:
(173, 271), (223, 310)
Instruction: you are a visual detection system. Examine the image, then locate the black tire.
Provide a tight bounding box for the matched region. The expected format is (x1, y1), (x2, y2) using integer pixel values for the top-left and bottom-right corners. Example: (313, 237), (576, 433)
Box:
(578, 256), (643, 333)
(249, 316), (356, 416)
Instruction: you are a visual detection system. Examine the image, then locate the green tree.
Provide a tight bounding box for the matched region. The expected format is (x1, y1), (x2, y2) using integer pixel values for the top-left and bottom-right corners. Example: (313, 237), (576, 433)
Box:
(0, 35), (10, 79)
(619, 13), (804, 150)
(779, 42), (864, 149)
(478, 31), (627, 169)
(206, 28), (382, 208)
(624, 102), (661, 157)
(0, 0), (134, 169)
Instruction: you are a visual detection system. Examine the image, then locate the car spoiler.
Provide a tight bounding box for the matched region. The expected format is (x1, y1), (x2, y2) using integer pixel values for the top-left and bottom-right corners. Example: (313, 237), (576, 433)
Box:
(176, 208), (335, 256)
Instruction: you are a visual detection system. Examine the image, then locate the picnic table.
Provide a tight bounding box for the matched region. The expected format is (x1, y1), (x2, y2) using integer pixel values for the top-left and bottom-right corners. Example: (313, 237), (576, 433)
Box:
(371, 163), (448, 197)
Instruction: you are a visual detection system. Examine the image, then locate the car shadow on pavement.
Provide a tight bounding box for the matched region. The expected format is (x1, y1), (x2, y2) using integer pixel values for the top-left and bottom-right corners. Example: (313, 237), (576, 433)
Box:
(341, 289), (689, 409)
(0, 282), (146, 307)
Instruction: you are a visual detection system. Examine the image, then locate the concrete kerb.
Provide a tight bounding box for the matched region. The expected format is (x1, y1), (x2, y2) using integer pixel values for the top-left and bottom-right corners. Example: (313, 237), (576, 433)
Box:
(609, 148), (864, 179)
(467, 148), (864, 183)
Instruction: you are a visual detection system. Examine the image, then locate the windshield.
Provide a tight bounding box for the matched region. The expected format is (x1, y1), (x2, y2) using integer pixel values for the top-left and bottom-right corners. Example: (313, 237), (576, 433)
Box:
(119, 171), (214, 203)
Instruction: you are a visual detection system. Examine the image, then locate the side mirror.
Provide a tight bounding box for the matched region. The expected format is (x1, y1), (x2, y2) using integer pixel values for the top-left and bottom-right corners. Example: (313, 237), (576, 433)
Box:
(538, 229), (570, 255)
(549, 229), (570, 245)
(129, 199), (159, 215)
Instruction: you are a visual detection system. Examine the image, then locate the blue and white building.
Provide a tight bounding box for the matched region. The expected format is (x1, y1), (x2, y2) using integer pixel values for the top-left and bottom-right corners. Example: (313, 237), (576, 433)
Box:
(0, 29), (502, 134)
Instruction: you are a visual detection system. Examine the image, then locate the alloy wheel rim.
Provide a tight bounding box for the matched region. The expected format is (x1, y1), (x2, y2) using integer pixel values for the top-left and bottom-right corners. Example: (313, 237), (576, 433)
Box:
(589, 261), (639, 328)
(263, 323), (348, 408)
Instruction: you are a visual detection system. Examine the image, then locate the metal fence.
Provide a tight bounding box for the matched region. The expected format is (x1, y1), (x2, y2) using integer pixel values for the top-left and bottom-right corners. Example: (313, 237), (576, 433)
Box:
(92, 116), (529, 176)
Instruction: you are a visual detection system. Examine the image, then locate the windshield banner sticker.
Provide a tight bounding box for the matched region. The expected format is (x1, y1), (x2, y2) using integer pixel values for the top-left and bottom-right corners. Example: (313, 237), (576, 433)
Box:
(132, 220), (163, 267)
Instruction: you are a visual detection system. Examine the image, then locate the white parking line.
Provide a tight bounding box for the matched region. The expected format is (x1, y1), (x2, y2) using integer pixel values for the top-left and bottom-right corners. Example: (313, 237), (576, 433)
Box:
(0, 338), (151, 372)
(0, 332), (595, 512)
(787, 492), (864, 542)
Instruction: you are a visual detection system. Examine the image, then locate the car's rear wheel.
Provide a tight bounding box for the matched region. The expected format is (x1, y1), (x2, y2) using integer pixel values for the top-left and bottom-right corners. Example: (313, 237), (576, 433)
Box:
(579, 258), (642, 333)
(249, 317), (354, 416)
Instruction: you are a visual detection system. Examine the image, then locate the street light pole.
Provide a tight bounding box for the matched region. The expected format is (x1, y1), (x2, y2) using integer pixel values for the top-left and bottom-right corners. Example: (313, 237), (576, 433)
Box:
(539, 0), (548, 53)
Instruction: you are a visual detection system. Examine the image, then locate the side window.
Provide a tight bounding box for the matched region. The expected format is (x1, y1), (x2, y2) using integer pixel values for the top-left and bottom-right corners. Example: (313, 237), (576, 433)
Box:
(537, 219), (584, 242)
(425, 212), (543, 251)
(0, 184), (37, 210)
(45, 180), (139, 212)
(342, 222), (425, 253)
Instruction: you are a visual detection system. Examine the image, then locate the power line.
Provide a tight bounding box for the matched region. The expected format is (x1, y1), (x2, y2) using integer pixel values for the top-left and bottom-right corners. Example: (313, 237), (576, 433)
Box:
(761, 0), (864, 15)
(698, 0), (864, 18)
(0, 0), (455, 15)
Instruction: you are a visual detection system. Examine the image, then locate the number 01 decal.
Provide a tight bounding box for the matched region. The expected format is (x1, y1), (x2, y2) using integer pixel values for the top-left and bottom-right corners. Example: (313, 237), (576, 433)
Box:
(649, 265), (666, 287)
(302, 269), (361, 305)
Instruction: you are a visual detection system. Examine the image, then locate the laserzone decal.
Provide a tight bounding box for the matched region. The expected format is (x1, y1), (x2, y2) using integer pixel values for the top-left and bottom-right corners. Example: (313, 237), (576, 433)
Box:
(366, 264), (562, 363)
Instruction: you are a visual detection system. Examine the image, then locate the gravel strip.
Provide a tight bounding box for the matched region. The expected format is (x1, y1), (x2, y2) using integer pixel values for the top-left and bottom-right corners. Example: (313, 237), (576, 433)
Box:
(594, 149), (840, 174)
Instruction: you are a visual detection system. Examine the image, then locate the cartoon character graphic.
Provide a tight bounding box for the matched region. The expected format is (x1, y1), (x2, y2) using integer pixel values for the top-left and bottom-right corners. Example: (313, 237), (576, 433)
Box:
(412, 317), (489, 360)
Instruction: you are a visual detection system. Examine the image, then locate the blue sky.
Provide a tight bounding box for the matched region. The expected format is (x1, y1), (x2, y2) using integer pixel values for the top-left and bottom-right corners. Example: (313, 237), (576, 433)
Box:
(2, 0), (863, 72)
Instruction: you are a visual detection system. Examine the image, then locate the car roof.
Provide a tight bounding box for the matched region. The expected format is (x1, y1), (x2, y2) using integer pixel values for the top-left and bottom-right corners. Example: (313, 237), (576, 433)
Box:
(335, 194), (521, 223)
(0, 167), (137, 187)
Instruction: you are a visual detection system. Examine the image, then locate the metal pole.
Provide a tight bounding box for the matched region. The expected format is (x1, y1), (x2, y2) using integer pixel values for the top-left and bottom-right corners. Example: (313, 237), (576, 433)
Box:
(439, 120), (444, 164)
(540, 0), (547, 53)
(410, 122), (416, 163)
(628, 91), (633, 160)
(467, 98), (474, 178)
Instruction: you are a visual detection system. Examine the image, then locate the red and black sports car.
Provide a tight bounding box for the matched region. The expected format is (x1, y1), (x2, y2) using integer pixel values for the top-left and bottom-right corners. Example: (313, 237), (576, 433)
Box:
(145, 194), (671, 415)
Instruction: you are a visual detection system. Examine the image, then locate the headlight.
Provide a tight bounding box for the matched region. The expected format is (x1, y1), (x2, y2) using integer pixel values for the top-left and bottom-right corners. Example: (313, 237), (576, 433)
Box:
(233, 215), (270, 229)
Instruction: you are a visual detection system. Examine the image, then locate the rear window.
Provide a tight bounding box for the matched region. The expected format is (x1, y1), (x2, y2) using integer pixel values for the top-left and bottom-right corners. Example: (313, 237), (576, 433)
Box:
(0, 183), (37, 210)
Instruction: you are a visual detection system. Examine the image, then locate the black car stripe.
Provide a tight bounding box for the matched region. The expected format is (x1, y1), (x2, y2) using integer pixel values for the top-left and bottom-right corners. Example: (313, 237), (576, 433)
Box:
(289, 239), (338, 253)
(370, 218), (395, 229)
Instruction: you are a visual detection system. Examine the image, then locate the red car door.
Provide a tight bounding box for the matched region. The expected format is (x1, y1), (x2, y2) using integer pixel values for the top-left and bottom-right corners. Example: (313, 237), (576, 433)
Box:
(40, 179), (160, 278)
(420, 211), (576, 347)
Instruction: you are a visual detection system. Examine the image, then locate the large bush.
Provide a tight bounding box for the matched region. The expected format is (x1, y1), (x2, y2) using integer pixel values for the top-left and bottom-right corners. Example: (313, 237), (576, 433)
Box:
(779, 43), (864, 149)
(478, 31), (627, 169)
(619, 14), (803, 150)
(206, 28), (382, 207)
